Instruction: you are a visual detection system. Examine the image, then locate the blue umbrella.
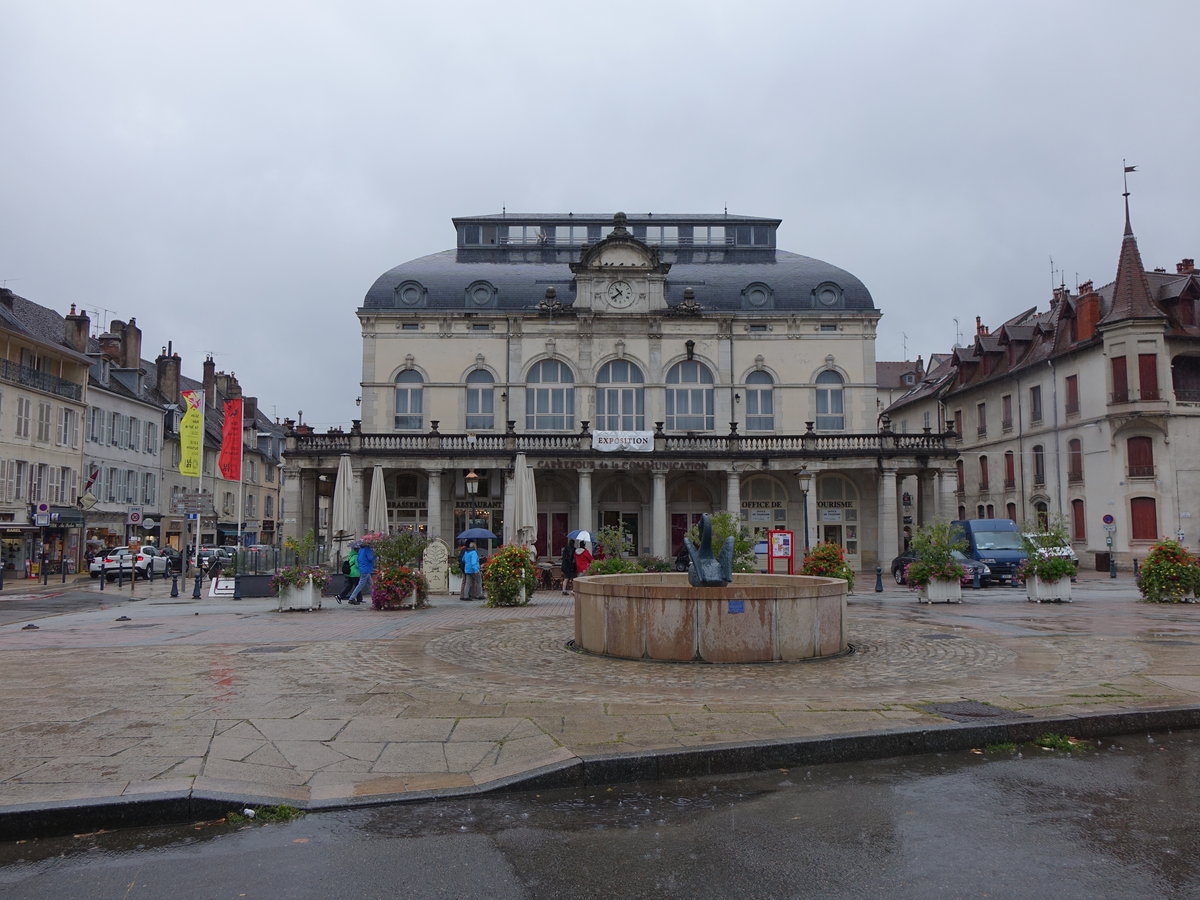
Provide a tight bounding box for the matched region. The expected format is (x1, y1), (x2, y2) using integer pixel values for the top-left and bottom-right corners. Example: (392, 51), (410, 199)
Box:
(457, 527), (498, 540)
(566, 529), (593, 543)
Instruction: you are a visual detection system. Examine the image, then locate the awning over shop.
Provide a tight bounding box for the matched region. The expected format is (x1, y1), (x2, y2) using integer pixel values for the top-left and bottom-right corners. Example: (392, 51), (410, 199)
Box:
(48, 507), (85, 526)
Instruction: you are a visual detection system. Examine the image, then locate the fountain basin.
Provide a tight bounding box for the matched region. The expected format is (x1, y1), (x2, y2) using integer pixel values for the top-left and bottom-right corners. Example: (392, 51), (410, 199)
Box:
(573, 573), (847, 663)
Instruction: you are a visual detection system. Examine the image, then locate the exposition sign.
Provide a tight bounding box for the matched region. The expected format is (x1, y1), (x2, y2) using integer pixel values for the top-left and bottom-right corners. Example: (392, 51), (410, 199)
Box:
(592, 430), (654, 453)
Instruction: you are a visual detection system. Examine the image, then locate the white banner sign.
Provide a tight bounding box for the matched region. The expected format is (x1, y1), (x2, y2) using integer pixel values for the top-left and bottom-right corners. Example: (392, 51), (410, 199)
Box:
(593, 430), (655, 453)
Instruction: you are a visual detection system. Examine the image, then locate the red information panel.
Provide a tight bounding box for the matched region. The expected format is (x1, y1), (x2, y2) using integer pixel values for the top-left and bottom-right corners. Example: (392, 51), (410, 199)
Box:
(767, 530), (794, 574)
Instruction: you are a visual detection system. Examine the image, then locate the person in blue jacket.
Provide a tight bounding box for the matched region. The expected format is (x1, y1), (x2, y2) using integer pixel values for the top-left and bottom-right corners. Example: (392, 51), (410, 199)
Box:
(346, 540), (376, 605)
(460, 540), (483, 601)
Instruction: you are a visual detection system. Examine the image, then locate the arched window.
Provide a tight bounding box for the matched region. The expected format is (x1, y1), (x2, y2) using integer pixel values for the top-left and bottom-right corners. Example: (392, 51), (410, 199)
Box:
(955, 459), (965, 492)
(1127, 436), (1154, 478)
(1035, 501), (1048, 529)
(1067, 438), (1083, 482)
(744, 371), (774, 431)
(978, 455), (990, 491)
(526, 360), (575, 431)
(465, 370), (495, 430)
(1131, 496), (1157, 540)
(815, 370), (844, 430)
(394, 370), (423, 430)
(595, 360), (645, 431)
(1006, 502), (1017, 520)
(1004, 450), (1016, 489)
(665, 361), (714, 431)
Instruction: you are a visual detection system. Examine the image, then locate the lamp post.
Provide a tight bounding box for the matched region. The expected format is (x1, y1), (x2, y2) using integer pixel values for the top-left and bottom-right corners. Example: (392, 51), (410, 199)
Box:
(796, 466), (812, 552)
(465, 469), (479, 532)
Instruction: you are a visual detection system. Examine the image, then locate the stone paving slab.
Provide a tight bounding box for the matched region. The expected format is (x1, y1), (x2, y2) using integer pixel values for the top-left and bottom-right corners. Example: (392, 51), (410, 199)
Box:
(1, 571), (1199, 837)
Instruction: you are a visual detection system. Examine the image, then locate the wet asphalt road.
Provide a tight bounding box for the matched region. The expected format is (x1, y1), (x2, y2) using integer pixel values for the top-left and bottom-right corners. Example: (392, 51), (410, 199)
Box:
(1, 730), (1197, 899)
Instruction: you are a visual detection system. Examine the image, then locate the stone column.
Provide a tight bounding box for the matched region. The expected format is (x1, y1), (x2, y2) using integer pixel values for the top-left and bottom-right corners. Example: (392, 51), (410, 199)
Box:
(725, 468), (741, 515)
(578, 469), (593, 534)
(427, 468), (443, 542)
(652, 469), (668, 557)
(878, 466), (899, 567)
(281, 463), (304, 546)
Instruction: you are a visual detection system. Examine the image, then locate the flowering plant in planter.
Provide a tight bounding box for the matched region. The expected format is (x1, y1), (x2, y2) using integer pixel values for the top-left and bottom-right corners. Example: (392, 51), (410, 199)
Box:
(903, 520), (968, 590)
(798, 541), (855, 591)
(1137, 539), (1200, 603)
(482, 543), (538, 607)
(269, 565), (331, 595)
(371, 563), (429, 610)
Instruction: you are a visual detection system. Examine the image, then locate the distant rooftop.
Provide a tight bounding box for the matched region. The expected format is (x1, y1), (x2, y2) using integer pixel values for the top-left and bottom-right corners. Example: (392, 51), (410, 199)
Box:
(451, 211), (781, 250)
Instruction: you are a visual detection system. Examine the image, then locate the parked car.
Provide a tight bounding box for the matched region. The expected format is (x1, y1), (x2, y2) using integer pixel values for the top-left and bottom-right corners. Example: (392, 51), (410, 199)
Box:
(891, 549), (991, 587)
(100, 546), (172, 580)
(951, 518), (1028, 584)
(196, 546), (233, 573)
(158, 546), (184, 572)
(88, 553), (107, 578)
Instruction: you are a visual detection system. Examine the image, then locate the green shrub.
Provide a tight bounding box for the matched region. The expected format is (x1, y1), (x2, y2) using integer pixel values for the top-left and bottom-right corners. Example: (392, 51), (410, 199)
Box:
(798, 541), (855, 591)
(637, 554), (674, 573)
(1137, 539), (1200, 603)
(903, 520), (968, 589)
(595, 524), (634, 559)
(482, 543), (537, 606)
(586, 557), (645, 576)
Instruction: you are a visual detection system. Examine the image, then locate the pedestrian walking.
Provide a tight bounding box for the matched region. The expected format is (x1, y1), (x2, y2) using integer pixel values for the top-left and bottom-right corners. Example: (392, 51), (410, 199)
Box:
(574, 541), (593, 577)
(460, 540), (484, 601)
(560, 540), (578, 594)
(336, 542), (361, 603)
(346, 540), (375, 605)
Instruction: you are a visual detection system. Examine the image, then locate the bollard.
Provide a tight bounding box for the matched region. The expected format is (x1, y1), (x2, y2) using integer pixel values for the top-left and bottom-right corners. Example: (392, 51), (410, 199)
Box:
(170, 573), (179, 597)
(116, 566), (124, 588)
(1110, 554), (1117, 579)
(61, 564), (66, 584)
(1133, 558), (1139, 576)
(99, 568), (106, 591)
(875, 566), (883, 592)
(192, 571), (202, 599)
(233, 574), (242, 601)
(0, 564), (5, 591)
(972, 568), (982, 590)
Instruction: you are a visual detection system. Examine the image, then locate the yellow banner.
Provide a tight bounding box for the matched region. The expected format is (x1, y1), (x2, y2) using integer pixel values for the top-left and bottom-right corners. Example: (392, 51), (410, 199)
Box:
(179, 390), (204, 477)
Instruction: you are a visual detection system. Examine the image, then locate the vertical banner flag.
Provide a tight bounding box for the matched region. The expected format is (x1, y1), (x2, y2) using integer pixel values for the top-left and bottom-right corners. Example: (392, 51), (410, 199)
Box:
(219, 398), (243, 481)
(179, 390), (204, 477)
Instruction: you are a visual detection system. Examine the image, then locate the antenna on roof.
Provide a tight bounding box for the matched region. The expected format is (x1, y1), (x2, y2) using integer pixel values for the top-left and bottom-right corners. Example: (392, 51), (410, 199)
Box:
(1049, 255), (1057, 296)
(952, 317), (961, 349)
(902, 332), (908, 359)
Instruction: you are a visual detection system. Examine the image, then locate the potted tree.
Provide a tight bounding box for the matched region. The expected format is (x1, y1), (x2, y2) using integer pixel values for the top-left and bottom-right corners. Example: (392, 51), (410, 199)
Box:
(1020, 518), (1078, 603)
(904, 521), (968, 603)
(271, 529), (326, 611)
(1137, 539), (1200, 603)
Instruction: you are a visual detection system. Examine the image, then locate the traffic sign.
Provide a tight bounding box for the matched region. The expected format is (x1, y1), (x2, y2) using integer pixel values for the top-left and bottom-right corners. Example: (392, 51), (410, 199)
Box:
(127, 505), (144, 525)
(1102, 514), (1115, 525)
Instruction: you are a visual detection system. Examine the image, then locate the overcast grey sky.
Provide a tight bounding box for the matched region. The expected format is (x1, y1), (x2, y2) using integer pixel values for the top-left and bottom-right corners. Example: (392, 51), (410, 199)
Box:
(3, 0), (1197, 429)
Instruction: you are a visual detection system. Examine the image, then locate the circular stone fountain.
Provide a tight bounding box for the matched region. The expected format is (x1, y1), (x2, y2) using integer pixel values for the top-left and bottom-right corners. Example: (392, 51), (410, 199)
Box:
(572, 573), (848, 663)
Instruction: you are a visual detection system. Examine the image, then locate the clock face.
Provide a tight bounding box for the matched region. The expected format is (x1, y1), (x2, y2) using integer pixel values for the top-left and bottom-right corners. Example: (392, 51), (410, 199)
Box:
(607, 280), (634, 308)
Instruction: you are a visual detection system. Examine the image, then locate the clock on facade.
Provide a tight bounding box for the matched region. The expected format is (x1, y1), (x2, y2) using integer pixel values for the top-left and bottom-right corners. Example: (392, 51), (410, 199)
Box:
(607, 280), (634, 308)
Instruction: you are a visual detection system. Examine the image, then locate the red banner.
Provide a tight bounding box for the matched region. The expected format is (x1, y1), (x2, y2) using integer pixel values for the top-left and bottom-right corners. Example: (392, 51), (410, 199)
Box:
(219, 398), (243, 481)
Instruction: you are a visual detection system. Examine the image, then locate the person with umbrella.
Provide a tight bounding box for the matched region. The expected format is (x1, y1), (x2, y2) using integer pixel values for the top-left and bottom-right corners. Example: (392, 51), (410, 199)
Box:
(460, 540), (484, 602)
(346, 538), (375, 606)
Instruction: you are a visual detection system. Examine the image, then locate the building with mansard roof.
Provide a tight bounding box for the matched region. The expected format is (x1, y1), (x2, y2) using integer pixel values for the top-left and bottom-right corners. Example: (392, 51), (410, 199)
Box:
(282, 212), (958, 572)
(886, 198), (1200, 571)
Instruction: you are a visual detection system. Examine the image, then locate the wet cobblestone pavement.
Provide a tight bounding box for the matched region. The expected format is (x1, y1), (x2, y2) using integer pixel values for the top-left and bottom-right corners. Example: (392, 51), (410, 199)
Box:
(0, 571), (1197, 830)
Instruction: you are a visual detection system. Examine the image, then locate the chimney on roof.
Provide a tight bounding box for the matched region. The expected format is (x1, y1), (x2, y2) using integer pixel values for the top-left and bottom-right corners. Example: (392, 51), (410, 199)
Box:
(0, 288), (13, 310)
(99, 319), (124, 362)
(1179, 259), (1196, 274)
(975, 316), (983, 335)
(156, 346), (181, 405)
(203, 355), (216, 407)
(243, 396), (258, 424)
(64, 304), (90, 353)
(122, 317), (142, 370)
(1078, 280), (1094, 295)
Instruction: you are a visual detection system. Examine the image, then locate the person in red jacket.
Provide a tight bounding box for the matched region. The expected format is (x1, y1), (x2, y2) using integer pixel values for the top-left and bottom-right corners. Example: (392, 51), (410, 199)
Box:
(574, 541), (593, 576)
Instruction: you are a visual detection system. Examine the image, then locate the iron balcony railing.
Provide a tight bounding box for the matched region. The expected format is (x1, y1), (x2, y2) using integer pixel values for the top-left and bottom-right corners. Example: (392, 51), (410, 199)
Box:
(0, 359), (83, 401)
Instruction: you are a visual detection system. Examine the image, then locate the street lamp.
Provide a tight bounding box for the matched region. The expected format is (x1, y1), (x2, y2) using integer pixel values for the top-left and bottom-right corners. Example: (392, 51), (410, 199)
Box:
(796, 467), (812, 552)
(465, 469), (479, 530)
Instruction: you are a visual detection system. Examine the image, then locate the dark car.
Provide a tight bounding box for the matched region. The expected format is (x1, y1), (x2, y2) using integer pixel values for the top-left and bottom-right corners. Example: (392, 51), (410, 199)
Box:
(159, 547), (184, 572)
(891, 549), (991, 587)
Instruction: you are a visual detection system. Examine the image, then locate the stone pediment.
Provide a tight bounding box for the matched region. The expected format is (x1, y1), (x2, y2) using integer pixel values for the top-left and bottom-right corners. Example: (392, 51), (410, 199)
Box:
(570, 212), (672, 276)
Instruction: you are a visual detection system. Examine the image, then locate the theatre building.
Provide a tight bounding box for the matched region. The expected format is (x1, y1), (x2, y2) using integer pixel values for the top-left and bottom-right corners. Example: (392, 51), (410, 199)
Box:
(282, 212), (957, 571)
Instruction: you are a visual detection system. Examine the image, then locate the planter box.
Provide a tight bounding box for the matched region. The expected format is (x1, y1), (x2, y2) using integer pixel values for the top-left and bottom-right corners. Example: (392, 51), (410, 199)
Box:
(277, 578), (322, 611)
(919, 578), (963, 603)
(1027, 575), (1072, 603)
(209, 576), (237, 598)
